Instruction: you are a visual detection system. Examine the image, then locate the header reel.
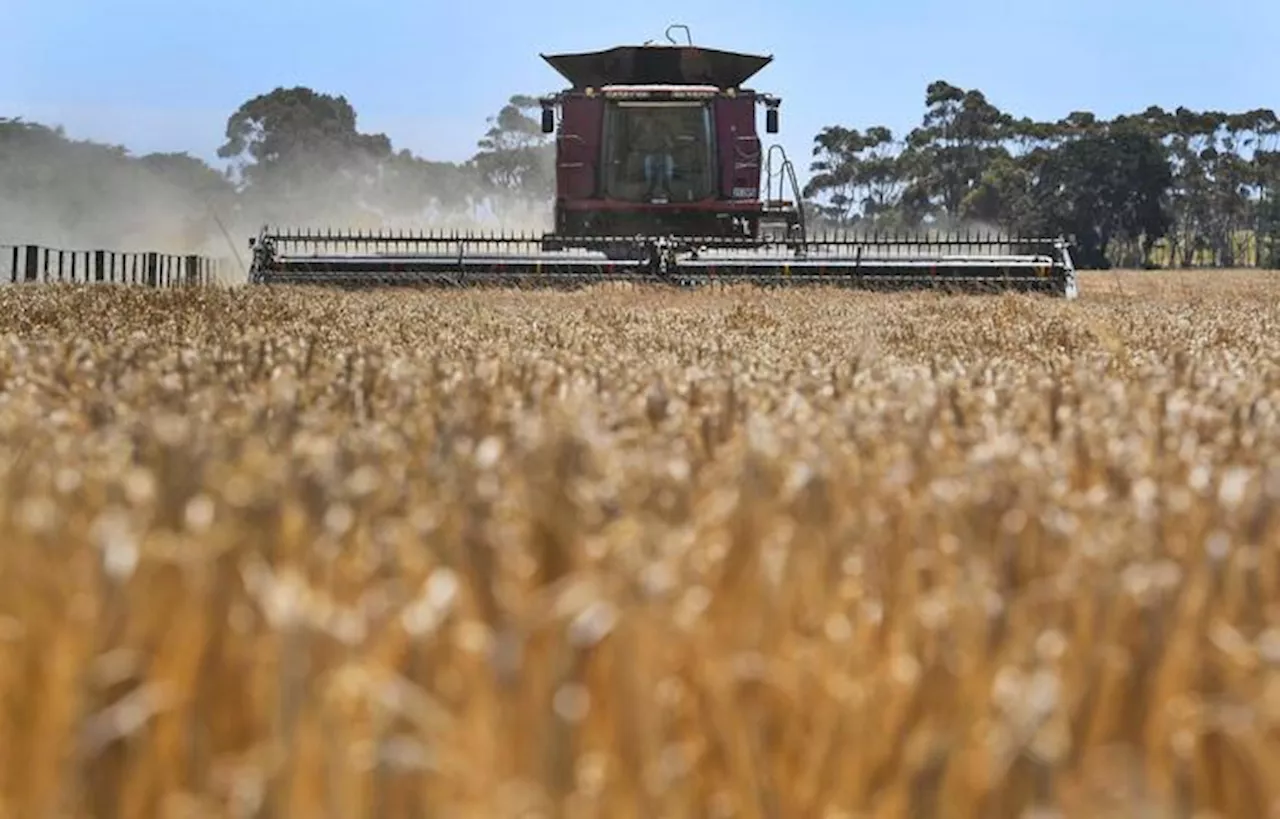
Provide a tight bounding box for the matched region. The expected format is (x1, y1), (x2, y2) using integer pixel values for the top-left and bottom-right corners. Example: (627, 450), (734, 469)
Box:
(247, 226), (1079, 297)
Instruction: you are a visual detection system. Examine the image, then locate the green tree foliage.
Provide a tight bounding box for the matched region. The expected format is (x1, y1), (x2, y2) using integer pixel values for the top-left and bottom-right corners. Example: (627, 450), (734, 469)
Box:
(806, 83), (1280, 268)
(1257, 149), (1280, 267)
(908, 82), (1015, 222)
(805, 125), (903, 225)
(213, 87), (550, 229)
(1029, 127), (1173, 268)
(470, 94), (554, 219)
(216, 87), (400, 228)
(218, 87), (392, 191)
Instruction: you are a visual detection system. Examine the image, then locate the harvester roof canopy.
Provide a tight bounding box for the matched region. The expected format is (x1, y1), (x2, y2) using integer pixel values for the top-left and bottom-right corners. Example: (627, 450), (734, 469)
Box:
(540, 44), (773, 90)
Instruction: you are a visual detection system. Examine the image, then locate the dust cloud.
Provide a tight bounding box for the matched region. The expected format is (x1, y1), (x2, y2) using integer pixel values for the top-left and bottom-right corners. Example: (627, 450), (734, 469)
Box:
(0, 121), (556, 284)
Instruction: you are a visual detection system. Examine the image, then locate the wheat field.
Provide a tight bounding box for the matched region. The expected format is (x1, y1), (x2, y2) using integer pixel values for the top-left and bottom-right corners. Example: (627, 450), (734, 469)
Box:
(0, 270), (1278, 818)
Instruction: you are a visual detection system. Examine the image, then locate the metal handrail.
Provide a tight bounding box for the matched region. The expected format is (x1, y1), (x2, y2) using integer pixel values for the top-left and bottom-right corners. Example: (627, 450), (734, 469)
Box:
(665, 24), (692, 45)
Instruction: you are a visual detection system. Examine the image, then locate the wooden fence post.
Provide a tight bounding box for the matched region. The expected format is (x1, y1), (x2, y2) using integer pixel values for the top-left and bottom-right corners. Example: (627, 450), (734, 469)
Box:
(6, 246), (223, 287)
(23, 246), (39, 282)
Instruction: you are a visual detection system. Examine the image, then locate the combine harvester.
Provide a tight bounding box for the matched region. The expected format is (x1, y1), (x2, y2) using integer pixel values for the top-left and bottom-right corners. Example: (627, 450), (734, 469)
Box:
(248, 26), (1078, 298)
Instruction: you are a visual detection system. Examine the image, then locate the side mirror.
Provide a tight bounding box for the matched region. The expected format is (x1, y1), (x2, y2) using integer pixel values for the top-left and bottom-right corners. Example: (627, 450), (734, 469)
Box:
(541, 106), (555, 134)
(766, 107), (779, 134)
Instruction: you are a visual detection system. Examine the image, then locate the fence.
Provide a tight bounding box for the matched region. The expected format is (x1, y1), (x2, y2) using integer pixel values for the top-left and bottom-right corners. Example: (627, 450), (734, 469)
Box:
(1, 245), (229, 287)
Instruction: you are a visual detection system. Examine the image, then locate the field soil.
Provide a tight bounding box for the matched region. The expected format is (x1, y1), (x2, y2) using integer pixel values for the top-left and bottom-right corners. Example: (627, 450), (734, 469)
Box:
(0, 270), (1278, 818)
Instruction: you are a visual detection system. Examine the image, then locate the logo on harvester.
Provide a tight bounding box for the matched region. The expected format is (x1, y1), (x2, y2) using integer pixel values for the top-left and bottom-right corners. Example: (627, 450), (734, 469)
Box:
(732, 187), (759, 199)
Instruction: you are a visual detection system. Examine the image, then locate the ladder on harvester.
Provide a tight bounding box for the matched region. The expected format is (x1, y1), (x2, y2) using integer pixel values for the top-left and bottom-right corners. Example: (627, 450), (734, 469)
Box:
(761, 144), (806, 247)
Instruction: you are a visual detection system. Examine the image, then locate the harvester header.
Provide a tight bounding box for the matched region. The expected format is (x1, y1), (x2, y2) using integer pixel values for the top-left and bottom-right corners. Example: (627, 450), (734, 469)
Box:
(247, 24), (1078, 298)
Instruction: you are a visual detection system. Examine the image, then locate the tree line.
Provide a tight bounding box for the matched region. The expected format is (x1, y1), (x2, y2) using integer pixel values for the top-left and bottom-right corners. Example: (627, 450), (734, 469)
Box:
(4, 83), (1279, 268)
(805, 82), (1280, 269)
(1, 88), (556, 256)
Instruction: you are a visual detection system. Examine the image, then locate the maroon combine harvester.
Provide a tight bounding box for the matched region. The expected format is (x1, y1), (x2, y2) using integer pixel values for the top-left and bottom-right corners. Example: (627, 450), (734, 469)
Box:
(535, 25), (803, 253)
(249, 26), (1078, 297)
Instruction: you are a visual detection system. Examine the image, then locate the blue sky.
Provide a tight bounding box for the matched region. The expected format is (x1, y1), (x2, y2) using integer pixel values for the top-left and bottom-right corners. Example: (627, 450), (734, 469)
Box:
(3, 0), (1277, 185)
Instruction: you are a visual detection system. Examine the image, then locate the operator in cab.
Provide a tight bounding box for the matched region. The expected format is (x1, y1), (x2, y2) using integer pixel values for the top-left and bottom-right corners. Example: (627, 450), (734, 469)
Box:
(631, 117), (676, 202)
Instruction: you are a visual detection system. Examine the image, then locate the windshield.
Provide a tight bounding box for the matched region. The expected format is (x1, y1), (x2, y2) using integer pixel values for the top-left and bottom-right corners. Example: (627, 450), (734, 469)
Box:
(601, 101), (714, 203)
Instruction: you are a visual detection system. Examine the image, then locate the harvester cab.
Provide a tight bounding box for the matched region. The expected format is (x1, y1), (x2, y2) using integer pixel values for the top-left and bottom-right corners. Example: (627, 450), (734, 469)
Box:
(246, 25), (1078, 298)
(533, 24), (805, 253)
